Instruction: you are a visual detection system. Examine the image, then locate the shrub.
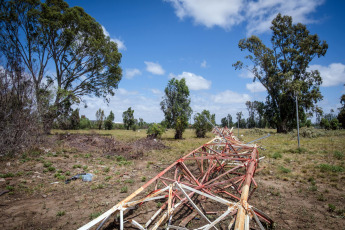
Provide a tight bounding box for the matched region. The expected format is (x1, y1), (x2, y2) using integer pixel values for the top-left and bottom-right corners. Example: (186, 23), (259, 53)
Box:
(193, 110), (214, 138)
(330, 118), (340, 130)
(147, 123), (166, 138)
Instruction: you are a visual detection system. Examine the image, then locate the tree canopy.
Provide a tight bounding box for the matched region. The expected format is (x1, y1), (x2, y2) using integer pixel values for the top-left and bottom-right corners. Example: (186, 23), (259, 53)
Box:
(0, 0), (122, 132)
(233, 14), (328, 133)
(160, 78), (192, 139)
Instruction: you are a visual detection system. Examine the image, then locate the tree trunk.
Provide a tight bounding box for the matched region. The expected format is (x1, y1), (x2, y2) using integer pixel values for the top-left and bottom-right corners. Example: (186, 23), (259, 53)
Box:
(277, 119), (288, 133)
(175, 129), (183, 139)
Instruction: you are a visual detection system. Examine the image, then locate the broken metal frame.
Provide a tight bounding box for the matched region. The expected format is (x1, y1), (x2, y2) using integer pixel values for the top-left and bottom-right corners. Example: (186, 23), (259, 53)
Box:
(78, 128), (273, 230)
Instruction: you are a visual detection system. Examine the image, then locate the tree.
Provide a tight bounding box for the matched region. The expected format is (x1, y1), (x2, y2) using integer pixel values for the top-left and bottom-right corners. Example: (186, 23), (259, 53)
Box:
(338, 93), (345, 129)
(221, 117), (228, 128)
(122, 107), (135, 130)
(80, 115), (91, 129)
(227, 114), (233, 128)
(160, 78), (192, 139)
(0, 0), (122, 132)
(193, 110), (215, 138)
(233, 14), (328, 133)
(104, 110), (114, 130)
(96, 109), (104, 130)
(69, 109), (80, 130)
(236, 112), (243, 128)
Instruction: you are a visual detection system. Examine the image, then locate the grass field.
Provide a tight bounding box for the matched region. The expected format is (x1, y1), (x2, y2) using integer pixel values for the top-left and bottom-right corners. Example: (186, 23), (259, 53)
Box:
(0, 128), (344, 229)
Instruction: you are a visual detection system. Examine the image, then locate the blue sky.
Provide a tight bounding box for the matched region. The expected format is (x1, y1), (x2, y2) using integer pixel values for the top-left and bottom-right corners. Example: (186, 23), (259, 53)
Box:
(68, 0), (345, 123)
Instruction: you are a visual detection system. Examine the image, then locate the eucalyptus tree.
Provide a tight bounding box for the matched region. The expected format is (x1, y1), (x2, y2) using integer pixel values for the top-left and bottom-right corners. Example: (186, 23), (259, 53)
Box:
(0, 0), (122, 132)
(122, 107), (135, 130)
(233, 14), (328, 133)
(160, 78), (192, 139)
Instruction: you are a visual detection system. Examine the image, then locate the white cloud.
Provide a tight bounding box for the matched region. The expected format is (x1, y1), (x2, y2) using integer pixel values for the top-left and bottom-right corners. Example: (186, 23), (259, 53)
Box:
(201, 60), (207, 68)
(170, 71), (211, 90)
(125, 68), (141, 79)
(102, 26), (127, 51)
(117, 88), (138, 95)
(144, 61), (165, 75)
(212, 90), (250, 104)
(151, 89), (163, 95)
(246, 81), (266, 93)
(309, 63), (345, 87)
(239, 69), (254, 79)
(165, 0), (324, 34)
(245, 0), (324, 35)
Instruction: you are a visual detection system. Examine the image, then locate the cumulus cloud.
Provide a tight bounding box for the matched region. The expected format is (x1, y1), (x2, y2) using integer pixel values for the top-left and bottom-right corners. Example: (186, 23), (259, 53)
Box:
(309, 63), (345, 87)
(125, 68), (141, 79)
(102, 26), (127, 50)
(201, 60), (207, 68)
(246, 81), (266, 93)
(150, 89), (163, 95)
(117, 88), (138, 95)
(212, 90), (250, 104)
(165, 0), (324, 34)
(144, 61), (165, 75)
(170, 72), (211, 90)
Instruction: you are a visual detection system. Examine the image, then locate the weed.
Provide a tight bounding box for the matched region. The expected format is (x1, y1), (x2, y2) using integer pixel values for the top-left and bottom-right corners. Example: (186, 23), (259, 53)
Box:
(91, 184), (105, 190)
(65, 171), (71, 176)
(125, 179), (134, 183)
(57, 210), (65, 216)
(141, 176), (146, 182)
(6, 185), (14, 191)
(317, 193), (327, 201)
(279, 166), (291, 173)
(318, 164), (344, 173)
(73, 164), (82, 169)
(0, 172), (15, 178)
(271, 152), (282, 159)
(156, 202), (162, 208)
(57, 169), (63, 173)
(104, 167), (110, 173)
(120, 186), (128, 193)
(333, 151), (344, 160)
(89, 212), (101, 220)
(105, 176), (112, 181)
(48, 166), (56, 172)
(43, 161), (53, 168)
(147, 161), (154, 168)
(82, 165), (88, 170)
(289, 147), (307, 154)
(328, 204), (336, 212)
(84, 153), (92, 158)
(308, 185), (318, 192)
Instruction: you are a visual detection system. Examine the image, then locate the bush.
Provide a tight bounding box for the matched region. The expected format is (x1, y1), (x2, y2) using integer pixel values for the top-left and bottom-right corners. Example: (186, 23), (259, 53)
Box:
(147, 123), (165, 138)
(0, 66), (42, 156)
(193, 110), (214, 138)
(320, 118), (330, 130)
(80, 116), (92, 129)
(104, 119), (113, 130)
(330, 118), (340, 130)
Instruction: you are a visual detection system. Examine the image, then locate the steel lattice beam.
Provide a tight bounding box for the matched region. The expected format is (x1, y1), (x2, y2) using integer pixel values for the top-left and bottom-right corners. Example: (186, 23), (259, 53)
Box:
(79, 128), (273, 230)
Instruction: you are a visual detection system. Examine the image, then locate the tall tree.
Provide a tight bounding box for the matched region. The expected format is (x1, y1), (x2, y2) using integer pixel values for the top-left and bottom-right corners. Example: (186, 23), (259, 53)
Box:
(160, 78), (192, 139)
(233, 14), (328, 133)
(221, 117), (228, 128)
(104, 110), (114, 130)
(122, 107), (135, 130)
(96, 109), (104, 130)
(193, 110), (215, 138)
(0, 0), (122, 132)
(337, 93), (345, 128)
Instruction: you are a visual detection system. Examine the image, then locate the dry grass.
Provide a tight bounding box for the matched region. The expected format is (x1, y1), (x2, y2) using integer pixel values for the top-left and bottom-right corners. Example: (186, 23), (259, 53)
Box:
(0, 128), (344, 229)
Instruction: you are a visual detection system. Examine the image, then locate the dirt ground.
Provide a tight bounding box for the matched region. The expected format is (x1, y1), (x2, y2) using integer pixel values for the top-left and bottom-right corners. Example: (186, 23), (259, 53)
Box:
(0, 132), (344, 229)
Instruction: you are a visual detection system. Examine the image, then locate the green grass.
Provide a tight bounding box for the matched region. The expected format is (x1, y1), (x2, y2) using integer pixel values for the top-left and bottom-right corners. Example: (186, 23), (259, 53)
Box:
(318, 164), (344, 173)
